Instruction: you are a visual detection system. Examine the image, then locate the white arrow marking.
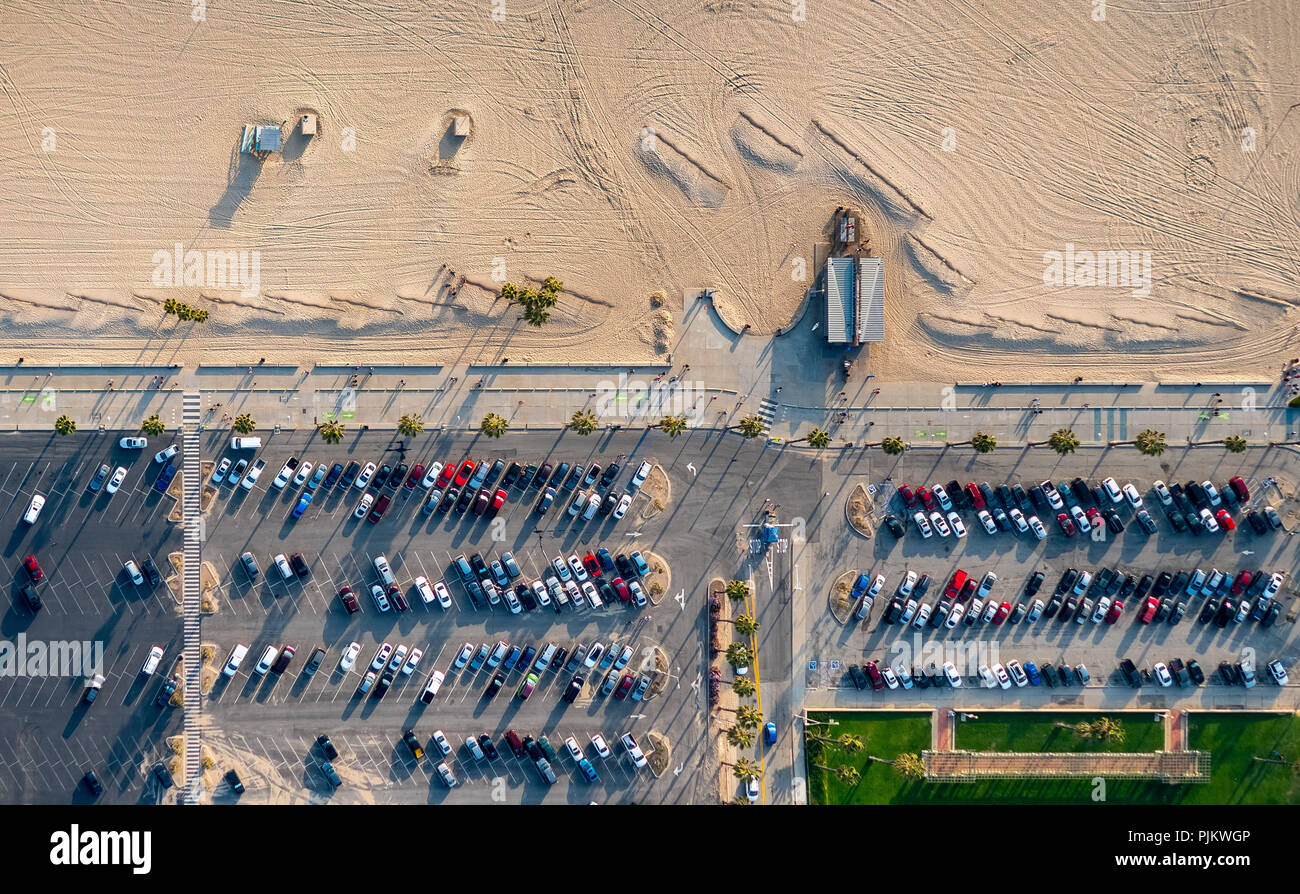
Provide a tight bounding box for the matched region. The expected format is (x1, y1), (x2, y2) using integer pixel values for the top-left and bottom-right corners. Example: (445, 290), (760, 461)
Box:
(624, 531), (642, 537)
(674, 763), (684, 776)
(686, 462), (696, 477)
(629, 713), (646, 720)
(1240, 550), (1255, 555)
(691, 672), (701, 692)
(675, 589), (685, 610)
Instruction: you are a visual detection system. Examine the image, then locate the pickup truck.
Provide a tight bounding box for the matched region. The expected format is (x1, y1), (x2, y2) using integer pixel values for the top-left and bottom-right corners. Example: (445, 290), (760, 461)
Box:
(402, 729), (424, 761)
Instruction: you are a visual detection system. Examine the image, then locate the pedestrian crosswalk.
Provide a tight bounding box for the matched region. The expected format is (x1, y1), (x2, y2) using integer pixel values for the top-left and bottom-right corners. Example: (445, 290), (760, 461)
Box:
(756, 397), (778, 428)
(181, 391), (203, 803)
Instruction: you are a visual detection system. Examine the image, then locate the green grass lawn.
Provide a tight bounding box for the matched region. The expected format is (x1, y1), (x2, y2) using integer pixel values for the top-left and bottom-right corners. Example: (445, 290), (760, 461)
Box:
(806, 711), (1300, 805)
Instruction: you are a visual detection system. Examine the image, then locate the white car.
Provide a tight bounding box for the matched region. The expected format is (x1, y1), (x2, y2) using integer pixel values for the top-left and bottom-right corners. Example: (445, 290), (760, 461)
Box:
(621, 733), (648, 768)
(271, 460), (297, 489)
(414, 576), (436, 605)
(977, 509), (997, 534)
(1069, 504), (1090, 532)
(141, 645), (165, 676)
(627, 579), (647, 607)
(1007, 507), (1028, 533)
(105, 466), (128, 494)
(582, 492), (600, 520)
(273, 553), (293, 579)
(1027, 515), (1047, 540)
(465, 736), (485, 759)
(568, 554), (588, 581)
(240, 459), (265, 490)
(402, 648), (423, 676)
(452, 643), (474, 669)
(1268, 659), (1288, 685)
(212, 458), (231, 484)
(421, 462), (444, 488)
(1101, 477), (1123, 503)
(929, 511), (950, 537)
(1199, 508), (1219, 533)
(369, 642), (394, 672)
(354, 493), (375, 519)
(1042, 483), (1064, 510)
(898, 570), (919, 597)
(992, 663), (1012, 689)
(430, 730), (452, 756)
(22, 494), (45, 525)
(1005, 660), (1028, 687)
(978, 665), (997, 688)
(976, 571), (998, 599)
(1071, 571), (1092, 595)
(531, 579), (551, 608)
(1151, 480), (1173, 506)
(253, 646), (278, 675)
(432, 580), (453, 609)
(370, 583), (392, 612)
(1201, 480), (1221, 506)
(119, 437), (148, 449)
(946, 511), (967, 538)
(1262, 573), (1284, 599)
(583, 642), (605, 669)
(612, 493), (634, 519)
(912, 511), (933, 538)
(1153, 662), (1172, 687)
(387, 646), (410, 674)
(564, 736), (584, 762)
(292, 462), (314, 487)
(1121, 482), (1142, 509)
(551, 556), (572, 581)
(945, 603), (965, 628)
(354, 462), (377, 489)
(880, 665), (899, 689)
(895, 663), (914, 689)
(338, 641), (362, 672)
(943, 661), (962, 687)
(582, 580), (601, 609)
(373, 555), (394, 586)
(568, 491), (587, 517)
(980, 600), (998, 623)
(502, 587), (522, 614)
(899, 599), (919, 624)
(629, 460), (652, 490)
(124, 560), (145, 585)
(867, 574), (887, 598)
(565, 579), (583, 608)
(912, 603), (932, 628)
(1091, 596), (1111, 622)
(931, 484), (952, 510)
(591, 733), (612, 758)
(154, 444), (178, 464)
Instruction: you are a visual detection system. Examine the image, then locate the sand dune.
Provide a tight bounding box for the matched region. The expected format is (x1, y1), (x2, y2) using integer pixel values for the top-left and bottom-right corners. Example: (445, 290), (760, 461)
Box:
(0, 1), (1295, 379)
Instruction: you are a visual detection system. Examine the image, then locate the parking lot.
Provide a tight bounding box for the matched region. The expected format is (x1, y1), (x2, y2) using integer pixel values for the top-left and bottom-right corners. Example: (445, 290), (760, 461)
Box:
(1, 428), (811, 803)
(801, 446), (1300, 713)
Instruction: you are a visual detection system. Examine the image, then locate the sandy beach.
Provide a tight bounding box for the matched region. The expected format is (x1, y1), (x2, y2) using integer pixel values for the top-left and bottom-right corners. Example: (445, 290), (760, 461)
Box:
(0, 0), (1295, 380)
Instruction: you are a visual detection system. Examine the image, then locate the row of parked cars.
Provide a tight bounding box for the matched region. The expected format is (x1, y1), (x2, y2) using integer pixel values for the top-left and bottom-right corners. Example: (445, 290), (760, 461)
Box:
(1121, 655), (1289, 688)
(852, 563), (1287, 632)
(435, 636), (652, 706)
(888, 475), (1277, 541)
(427, 546), (653, 614)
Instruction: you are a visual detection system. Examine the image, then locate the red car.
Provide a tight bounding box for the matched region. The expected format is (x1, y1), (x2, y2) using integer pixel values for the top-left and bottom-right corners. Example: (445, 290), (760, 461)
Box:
(491, 488), (507, 513)
(405, 464), (425, 489)
(945, 570), (968, 600)
(964, 482), (985, 509)
(865, 660), (885, 691)
(1228, 476), (1249, 502)
(1056, 512), (1077, 537)
(436, 462), (457, 488)
(897, 485), (916, 508)
(958, 579), (977, 601)
(583, 553), (602, 576)
(24, 555), (42, 582)
(992, 602), (1012, 624)
(1231, 570), (1253, 596)
(1139, 597), (1158, 623)
(1104, 599), (1124, 623)
(613, 673), (635, 699)
(1215, 509), (1235, 531)
(916, 486), (936, 511)
(1085, 507), (1102, 529)
(367, 494), (391, 523)
(611, 577), (631, 602)
(453, 461), (474, 487)
(338, 586), (360, 614)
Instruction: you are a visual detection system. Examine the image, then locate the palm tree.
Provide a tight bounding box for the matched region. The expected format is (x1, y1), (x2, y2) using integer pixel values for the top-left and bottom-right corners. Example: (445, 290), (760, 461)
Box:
(726, 726), (754, 748)
(805, 427), (831, 448)
(1224, 434), (1247, 453)
(732, 758), (761, 784)
(734, 614), (759, 636)
(522, 304), (551, 327)
(725, 580), (750, 603)
(736, 414), (767, 439)
(481, 412), (509, 438)
(732, 676), (756, 698)
(318, 420), (345, 444)
(971, 431), (997, 453)
(569, 409), (599, 436)
(397, 413), (424, 437)
(500, 283), (518, 303)
(54, 415), (76, 436)
(540, 276), (563, 296)
(725, 642), (753, 669)
(836, 734), (864, 754)
(881, 436), (905, 455)
(833, 765), (860, 786)
(1091, 717), (1127, 744)
(1135, 428), (1167, 456)
(1048, 428), (1079, 455)
(736, 705), (763, 729)
(141, 414), (167, 437)
(659, 414), (688, 438)
(163, 297), (178, 315)
(893, 752), (926, 781)
(231, 414), (255, 434)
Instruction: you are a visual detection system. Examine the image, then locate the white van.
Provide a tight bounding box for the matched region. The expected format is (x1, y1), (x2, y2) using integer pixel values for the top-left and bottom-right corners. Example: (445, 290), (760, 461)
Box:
(373, 555), (395, 587)
(420, 670), (445, 704)
(534, 642), (558, 672)
(22, 494), (45, 525)
(252, 646), (278, 675)
(230, 437), (262, 450)
(223, 644), (249, 676)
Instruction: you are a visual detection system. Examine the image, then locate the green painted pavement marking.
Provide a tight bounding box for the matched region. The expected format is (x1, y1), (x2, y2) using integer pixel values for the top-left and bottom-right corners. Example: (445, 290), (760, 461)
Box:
(21, 395), (35, 403)
(915, 430), (929, 437)
(934, 430), (947, 438)
(341, 412), (355, 419)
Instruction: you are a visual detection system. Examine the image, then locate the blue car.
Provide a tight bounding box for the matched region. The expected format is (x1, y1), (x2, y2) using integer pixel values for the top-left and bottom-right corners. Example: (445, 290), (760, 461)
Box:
(291, 492), (312, 519)
(763, 721), (777, 746)
(1024, 661), (1043, 686)
(850, 573), (872, 600)
(307, 465), (328, 490)
(501, 552), (522, 580)
(154, 464), (177, 492)
(502, 645), (522, 672)
(577, 758), (600, 783)
(596, 548), (616, 575)
(88, 463), (110, 492)
(490, 561), (510, 589)
(629, 550), (650, 577)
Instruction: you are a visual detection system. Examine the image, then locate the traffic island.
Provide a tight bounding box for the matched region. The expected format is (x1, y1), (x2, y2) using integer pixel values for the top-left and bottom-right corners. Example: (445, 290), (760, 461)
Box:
(847, 482), (874, 537)
(639, 549), (671, 605)
(639, 463), (671, 518)
(829, 569), (859, 625)
(166, 554), (222, 613)
(165, 462), (217, 522)
(646, 731), (672, 777)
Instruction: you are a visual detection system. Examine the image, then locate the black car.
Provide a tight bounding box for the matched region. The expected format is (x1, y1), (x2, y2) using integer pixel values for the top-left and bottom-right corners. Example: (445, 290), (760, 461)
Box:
(913, 574), (932, 600)
(374, 671), (395, 698)
(1120, 658), (1141, 687)
(225, 769), (245, 794)
(19, 584), (41, 612)
(323, 462), (345, 488)
(1153, 596), (1172, 623)
(518, 585), (537, 611)
(317, 734), (339, 760)
(945, 480), (965, 507)
(482, 459), (506, 489)
(615, 554), (636, 579)
(524, 737), (544, 762)
(1024, 571), (1045, 597)
(478, 735), (500, 760)
(340, 461), (361, 487)
(1262, 602), (1281, 627)
(1092, 567), (1114, 595)
(290, 553), (309, 578)
(997, 484), (1015, 510)
(883, 515), (905, 538)
(1170, 658), (1190, 686)
(1041, 664), (1056, 688)
(1183, 511), (1201, 535)
(141, 557), (162, 587)
(1043, 594), (1062, 618)
(1009, 603), (1027, 624)
(563, 675), (584, 703)
(1186, 659), (1205, 685)
(304, 647), (326, 675)
(551, 646), (569, 670)
(485, 673), (506, 699)
(1151, 571), (1173, 598)
(83, 770), (104, 797)
(1103, 508), (1124, 533)
(599, 493), (618, 515)
(374, 464), (392, 488)
(912, 666), (930, 689)
(1245, 570), (1269, 599)
(1059, 596), (1078, 621)
(517, 464), (538, 489)
(1011, 483), (1030, 512)
(1071, 478), (1092, 505)
(1186, 481), (1208, 507)
(848, 664), (868, 690)
(389, 463), (408, 489)
(502, 462), (523, 488)
(532, 462), (553, 488)
(1215, 598), (1236, 627)
(1133, 574), (1154, 601)
(1169, 570), (1190, 595)
(1218, 661), (1239, 685)
(455, 487), (475, 513)
(1116, 574), (1138, 598)
(930, 599), (950, 627)
(1104, 570), (1125, 597)
(1198, 598), (1218, 623)
(1167, 510), (1188, 533)
(1057, 664), (1073, 687)
(1168, 601), (1185, 624)
(598, 463), (621, 489)
(1055, 568), (1079, 595)
(883, 599), (903, 624)
(1030, 485), (1049, 511)
(439, 486), (459, 512)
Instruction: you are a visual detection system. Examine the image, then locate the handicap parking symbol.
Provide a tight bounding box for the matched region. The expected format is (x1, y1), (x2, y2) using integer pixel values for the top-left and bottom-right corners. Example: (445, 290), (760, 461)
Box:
(830, 660), (841, 670)
(808, 660), (817, 671)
